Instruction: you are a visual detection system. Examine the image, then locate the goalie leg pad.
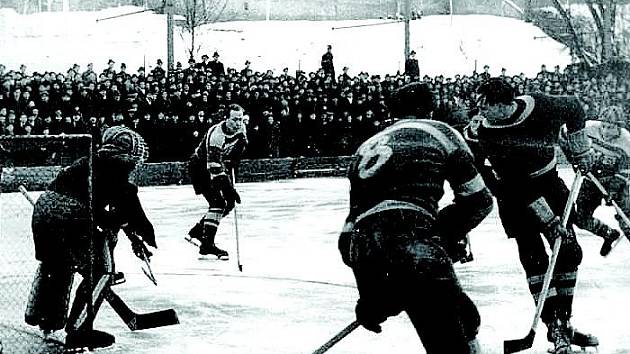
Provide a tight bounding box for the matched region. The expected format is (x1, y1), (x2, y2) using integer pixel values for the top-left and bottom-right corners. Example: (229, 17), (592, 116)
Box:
(24, 262), (74, 331)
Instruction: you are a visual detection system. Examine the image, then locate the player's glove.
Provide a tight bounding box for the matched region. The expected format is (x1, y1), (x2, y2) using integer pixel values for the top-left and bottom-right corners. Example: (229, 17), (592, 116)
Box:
(572, 148), (595, 174)
(355, 298), (387, 334)
(542, 216), (569, 242)
(606, 174), (628, 205)
(215, 174), (241, 216)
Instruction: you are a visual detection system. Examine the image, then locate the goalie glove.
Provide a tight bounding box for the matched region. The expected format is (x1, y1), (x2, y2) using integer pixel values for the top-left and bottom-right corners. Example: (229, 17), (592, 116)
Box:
(127, 231), (153, 260)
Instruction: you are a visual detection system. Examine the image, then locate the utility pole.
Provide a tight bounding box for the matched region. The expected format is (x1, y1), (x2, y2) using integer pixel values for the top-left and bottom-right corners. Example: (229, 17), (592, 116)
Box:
(404, 0), (410, 58)
(266, 0), (270, 21)
(166, 0), (174, 72)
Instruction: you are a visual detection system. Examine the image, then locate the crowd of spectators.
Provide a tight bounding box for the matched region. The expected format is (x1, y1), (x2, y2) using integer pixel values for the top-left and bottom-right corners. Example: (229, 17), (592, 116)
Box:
(1, 54), (629, 164)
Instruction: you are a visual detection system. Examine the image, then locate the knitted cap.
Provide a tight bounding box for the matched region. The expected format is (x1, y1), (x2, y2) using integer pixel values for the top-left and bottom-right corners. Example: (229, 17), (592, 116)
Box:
(98, 126), (149, 163)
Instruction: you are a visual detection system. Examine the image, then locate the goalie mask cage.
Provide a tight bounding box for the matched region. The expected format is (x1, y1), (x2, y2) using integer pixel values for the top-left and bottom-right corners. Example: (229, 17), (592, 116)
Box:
(0, 134), (93, 354)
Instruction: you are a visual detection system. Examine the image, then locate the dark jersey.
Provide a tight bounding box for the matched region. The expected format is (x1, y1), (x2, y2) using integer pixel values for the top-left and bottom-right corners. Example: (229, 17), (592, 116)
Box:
(47, 155), (139, 227)
(476, 93), (586, 186)
(346, 119), (486, 224)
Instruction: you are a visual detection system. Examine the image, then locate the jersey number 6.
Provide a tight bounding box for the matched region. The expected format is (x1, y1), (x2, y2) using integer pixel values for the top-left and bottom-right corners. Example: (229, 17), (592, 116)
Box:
(357, 134), (393, 179)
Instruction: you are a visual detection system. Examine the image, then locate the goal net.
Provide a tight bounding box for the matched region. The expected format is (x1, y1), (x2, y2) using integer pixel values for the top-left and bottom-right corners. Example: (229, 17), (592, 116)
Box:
(0, 134), (93, 354)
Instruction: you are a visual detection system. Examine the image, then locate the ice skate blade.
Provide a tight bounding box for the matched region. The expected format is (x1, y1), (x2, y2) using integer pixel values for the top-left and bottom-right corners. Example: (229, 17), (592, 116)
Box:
(197, 255), (229, 261)
(547, 345), (598, 353)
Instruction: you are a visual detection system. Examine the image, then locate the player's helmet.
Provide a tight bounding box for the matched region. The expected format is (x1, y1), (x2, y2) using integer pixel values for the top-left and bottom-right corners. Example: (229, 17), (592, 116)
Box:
(388, 82), (436, 118)
(476, 78), (515, 105)
(599, 105), (626, 127)
(98, 126), (149, 163)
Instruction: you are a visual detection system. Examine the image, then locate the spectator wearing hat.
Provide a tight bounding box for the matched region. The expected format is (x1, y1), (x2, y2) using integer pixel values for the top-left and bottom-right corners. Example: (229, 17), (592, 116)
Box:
(103, 59), (117, 78)
(321, 44), (335, 82)
(405, 50), (420, 80)
(82, 63), (96, 83)
(197, 54), (211, 72)
(240, 60), (252, 77)
(152, 59), (166, 80)
(209, 52), (225, 77)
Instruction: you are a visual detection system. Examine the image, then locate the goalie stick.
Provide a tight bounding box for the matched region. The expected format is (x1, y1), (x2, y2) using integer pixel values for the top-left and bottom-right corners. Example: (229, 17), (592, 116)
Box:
(18, 185), (178, 331)
(103, 288), (179, 331)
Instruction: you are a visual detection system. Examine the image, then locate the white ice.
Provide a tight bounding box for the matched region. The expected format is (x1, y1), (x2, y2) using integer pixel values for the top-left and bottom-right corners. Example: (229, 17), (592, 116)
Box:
(3, 169), (629, 353)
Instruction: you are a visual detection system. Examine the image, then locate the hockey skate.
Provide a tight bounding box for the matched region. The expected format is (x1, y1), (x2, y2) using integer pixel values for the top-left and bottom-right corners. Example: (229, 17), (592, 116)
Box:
(547, 319), (598, 353)
(65, 329), (114, 351)
(199, 243), (229, 260)
(547, 318), (574, 354)
(599, 228), (621, 257)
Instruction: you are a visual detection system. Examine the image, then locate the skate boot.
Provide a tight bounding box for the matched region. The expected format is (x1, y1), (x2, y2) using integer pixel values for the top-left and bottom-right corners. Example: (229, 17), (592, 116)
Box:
(547, 318), (574, 354)
(199, 243), (229, 260)
(65, 329), (115, 350)
(570, 327), (599, 349)
(599, 228), (621, 257)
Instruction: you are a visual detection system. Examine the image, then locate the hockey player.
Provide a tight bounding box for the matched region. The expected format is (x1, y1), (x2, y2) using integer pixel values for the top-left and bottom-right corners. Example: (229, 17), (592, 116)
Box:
(564, 105), (630, 256)
(338, 82), (494, 354)
(474, 78), (596, 354)
(26, 126), (156, 350)
(187, 103), (247, 258)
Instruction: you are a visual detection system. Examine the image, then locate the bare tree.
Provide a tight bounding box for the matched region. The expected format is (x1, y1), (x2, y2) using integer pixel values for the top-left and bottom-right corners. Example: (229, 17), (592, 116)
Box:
(585, 0), (617, 61)
(550, 0), (620, 65)
(177, 0), (227, 60)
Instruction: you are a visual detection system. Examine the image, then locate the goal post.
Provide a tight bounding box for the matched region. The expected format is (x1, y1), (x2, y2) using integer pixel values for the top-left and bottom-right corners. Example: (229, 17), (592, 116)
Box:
(0, 134), (93, 353)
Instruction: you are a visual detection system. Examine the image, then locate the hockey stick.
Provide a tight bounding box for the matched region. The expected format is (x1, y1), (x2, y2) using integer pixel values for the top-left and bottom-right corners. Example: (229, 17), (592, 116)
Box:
(137, 245), (158, 286)
(18, 185), (177, 330)
(504, 170), (584, 354)
(586, 172), (630, 251)
(18, 185), (36, 205)
(311, 321), (360, 354)
(127, 231), (158, 286)
(232, 168), (243, 272)
(104, 288), (179, 331)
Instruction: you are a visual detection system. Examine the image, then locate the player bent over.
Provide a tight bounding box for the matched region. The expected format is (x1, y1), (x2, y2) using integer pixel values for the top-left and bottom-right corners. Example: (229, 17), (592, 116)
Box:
(25, 126), (156, 350)
(562, 105), (630, 256)
(338, 83), (493, 354)
(187, 104), (247, 258)
(474, 78), (597, 353)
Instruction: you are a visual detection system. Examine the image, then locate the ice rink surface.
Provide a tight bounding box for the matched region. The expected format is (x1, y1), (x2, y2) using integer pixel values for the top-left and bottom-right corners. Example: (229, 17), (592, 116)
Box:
(3, 169), (630, 354)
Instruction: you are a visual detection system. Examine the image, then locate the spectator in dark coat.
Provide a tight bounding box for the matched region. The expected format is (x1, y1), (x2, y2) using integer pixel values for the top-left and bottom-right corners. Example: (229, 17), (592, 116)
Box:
(405, 50), (420, 80)
(321, 45), (335, 81)
(209, 52), (225, 77)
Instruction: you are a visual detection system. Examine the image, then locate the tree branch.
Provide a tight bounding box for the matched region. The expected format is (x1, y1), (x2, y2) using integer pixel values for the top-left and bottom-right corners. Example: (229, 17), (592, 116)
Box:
(550, 0), (593, 65)
(586, 0), (603, 35)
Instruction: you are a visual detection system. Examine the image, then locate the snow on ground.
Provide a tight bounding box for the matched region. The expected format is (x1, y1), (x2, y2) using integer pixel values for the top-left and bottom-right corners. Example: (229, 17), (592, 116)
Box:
(0, 6), (571, 78)
(2, 169), (630, 353)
